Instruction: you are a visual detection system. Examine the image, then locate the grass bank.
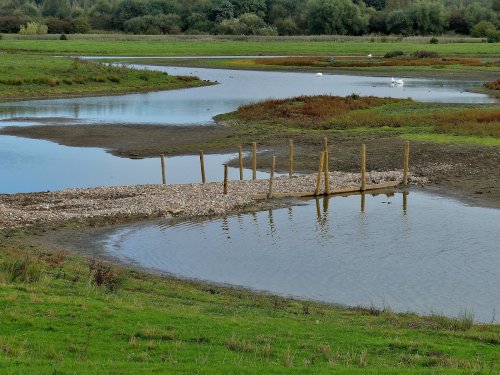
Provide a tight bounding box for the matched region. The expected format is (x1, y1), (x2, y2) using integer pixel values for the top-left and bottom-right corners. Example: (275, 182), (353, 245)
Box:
(0, 38), (498, 57)
(0, 229), (498, 374)
(218, 96), (500, 146)
(0, 53), (208, 100)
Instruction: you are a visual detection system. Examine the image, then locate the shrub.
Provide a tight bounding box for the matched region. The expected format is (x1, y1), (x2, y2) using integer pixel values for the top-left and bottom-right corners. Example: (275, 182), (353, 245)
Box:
(384, 50), (404, 58)
(60, 33), (67, 40)
(412, 50), (439, 58)
(471, 21), (496, 38)
(107, 75), (121, 83)
(430, 37), (439, 44)
(3, 256), (42, 283)
(88, 258), (122, 292)
(18, 21), (48, 35)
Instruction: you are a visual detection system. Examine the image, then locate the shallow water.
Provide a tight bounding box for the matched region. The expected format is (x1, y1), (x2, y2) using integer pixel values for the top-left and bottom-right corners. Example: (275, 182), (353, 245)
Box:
(0, 136), (272, 193)
(0, 65), (494, 126)
(100, 191), (500, 322)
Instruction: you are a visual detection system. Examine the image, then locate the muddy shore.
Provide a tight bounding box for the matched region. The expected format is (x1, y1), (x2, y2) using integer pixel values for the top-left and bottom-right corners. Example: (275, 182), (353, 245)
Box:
(2, 124), (499, 208)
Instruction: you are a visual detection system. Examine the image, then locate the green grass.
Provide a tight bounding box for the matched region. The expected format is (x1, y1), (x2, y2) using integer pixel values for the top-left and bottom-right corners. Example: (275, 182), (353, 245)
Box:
(218, 97), (500, 146)
(0, 39), (498, 57)
(0, 53), (208, 100)
(0, 230), (498, 374)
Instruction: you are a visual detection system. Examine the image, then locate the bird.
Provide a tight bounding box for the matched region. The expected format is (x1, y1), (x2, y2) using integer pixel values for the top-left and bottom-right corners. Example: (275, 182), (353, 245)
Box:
(391, 77), (404, 86)
(315, 73), (323, 77)
(367, 54), (372, 59)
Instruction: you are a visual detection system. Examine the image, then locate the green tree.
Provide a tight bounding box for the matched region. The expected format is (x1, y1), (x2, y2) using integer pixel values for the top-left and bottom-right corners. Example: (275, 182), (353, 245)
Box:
(307, 0), (368, 35)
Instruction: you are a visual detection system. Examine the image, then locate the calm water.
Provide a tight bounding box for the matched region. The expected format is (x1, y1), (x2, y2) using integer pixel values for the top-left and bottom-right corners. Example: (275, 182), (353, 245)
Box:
(0, 136), (273, 193)
(100, 191), (500, 322)
(0, 65), (494, 126)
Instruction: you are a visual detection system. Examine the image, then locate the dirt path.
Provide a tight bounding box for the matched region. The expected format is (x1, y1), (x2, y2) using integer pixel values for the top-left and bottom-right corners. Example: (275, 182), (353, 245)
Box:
(2, 124), (499, 208)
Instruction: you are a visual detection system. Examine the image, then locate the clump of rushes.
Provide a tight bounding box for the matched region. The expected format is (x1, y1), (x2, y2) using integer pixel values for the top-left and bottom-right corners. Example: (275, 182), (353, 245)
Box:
(88, 257), (122, 292)
(2, 256), (42, 283)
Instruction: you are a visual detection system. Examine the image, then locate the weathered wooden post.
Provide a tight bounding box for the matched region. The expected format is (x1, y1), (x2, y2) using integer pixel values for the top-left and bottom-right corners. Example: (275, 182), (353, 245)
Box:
(238, 145), (244, 180)
(403, 141), (410, 186)
(252, 142), (257, 180)
(199, 149), (206, 184)
(315, 151), (325, 196)
(223, 164), (228, 194)
(160, 154), (166, 185)
(289, 139), (294, 177)
(361, 144), (366, 191)
(323, 137), (330, 194)
(268, 156), (276, 199)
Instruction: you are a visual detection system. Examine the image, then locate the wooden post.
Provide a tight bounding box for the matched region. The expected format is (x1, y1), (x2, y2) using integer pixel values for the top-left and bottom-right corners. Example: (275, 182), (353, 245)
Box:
(267, 156), (276, 199)
(361, 193), (366, 213)
(323, 136), (328, 152)
(403, 191), (408, 213)
(223, 164), (228, 195)
(361, 144), (366, 191)
(160, 154), (166, 185)
(403, 141), (410, 186)
(323, 151), (330, 195)
(199, 149), (206, 184)
(289, 139), (294, 177)
(315, 152), (325, 196)
(252, 142), (257, 180)
(238, 145), (244, 181)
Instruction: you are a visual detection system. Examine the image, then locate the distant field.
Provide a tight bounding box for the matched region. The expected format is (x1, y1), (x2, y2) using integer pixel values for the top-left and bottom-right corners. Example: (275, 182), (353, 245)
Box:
(0, 54), (207, 100)
(0, 38), (498, 57)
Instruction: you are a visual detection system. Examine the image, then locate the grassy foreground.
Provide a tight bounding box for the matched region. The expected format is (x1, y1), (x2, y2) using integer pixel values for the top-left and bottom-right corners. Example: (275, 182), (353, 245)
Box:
(0, 53), (207, 100)
(0, 229), (499, 374)
(0, 38), (498, 57)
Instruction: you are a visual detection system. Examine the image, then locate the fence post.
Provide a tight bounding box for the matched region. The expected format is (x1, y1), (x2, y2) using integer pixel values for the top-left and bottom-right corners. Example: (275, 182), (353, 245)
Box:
(238, 145), (244, 180)
(268, 156), (276, 199)
(361, 144), (366, 191)
(160, 154), (166, 185)
(289, 139), (294, 177)
(403, 141), (410, 186)
(223, 164), (228, 195)
(199, 149), (206, 184)
(252, 142), (257, 180)
(315, 152), (325, 196)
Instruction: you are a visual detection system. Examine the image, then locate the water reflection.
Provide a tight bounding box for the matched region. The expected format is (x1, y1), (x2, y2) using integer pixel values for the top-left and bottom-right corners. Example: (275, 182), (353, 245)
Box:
(101, 191), (500, 322)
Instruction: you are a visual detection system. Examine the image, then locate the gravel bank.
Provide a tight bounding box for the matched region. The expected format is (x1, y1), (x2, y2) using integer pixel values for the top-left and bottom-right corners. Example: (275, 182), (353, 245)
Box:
(0, 170), (424, 230)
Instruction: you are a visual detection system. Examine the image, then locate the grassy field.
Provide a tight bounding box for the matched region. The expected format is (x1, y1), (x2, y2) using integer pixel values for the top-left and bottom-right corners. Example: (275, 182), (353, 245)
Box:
(0, 229), (499, 374)
(0, 53), (207, 100)
(0, 38), (498, 57)
(217, 96), (500, 146)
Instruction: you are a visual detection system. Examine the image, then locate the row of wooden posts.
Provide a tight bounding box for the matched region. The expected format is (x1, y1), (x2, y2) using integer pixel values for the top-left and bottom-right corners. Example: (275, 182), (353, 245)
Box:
(159, 138), (410, 198)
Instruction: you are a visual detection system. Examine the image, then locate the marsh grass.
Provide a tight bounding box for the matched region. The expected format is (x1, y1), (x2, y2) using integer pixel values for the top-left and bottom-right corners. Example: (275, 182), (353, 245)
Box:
(0, 54), (208, 99)
(232, 96), (500, 139)
(2, 255), (42, 283)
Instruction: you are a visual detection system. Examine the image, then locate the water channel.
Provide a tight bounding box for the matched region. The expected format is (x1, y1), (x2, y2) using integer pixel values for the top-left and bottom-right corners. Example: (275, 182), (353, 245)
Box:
(99, 191), (500, 323)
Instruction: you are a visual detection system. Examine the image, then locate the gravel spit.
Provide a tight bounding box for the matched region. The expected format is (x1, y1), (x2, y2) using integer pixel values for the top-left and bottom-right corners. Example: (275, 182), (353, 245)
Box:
(0, 170), (426, 229)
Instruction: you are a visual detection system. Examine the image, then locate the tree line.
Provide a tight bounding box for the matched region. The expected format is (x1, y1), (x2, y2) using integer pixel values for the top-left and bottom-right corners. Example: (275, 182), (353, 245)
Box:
(0, 0), (498, 38)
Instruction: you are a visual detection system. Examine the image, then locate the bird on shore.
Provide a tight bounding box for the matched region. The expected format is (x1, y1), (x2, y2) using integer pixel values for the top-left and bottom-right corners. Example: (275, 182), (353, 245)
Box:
(367, 54), (372, 59)
(315, 73), (323, 77)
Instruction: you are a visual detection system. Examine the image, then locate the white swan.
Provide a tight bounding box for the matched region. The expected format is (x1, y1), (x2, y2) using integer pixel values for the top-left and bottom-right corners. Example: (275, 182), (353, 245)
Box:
(315, 73), (323, 77)
(391, 77), (404, 86)
(368, 54), (372, 58)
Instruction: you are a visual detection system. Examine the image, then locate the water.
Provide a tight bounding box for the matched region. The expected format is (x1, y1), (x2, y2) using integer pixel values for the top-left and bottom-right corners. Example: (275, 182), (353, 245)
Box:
(0, 65), (494, 126)
(100, 191), (500, 323)
(0, 136), (273, 193)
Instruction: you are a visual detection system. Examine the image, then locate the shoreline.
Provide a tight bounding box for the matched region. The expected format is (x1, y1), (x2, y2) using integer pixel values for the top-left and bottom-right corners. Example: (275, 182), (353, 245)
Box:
(0, 171), (422, 230)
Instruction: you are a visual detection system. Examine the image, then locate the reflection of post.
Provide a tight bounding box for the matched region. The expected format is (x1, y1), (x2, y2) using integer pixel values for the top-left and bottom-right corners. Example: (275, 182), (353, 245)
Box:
(403, 191), (408, 213)
(315, 198), (321, 220)
(361, 144), (366, 191)
(403, 141), (410, 185)
(160, 154), (166, 185)
(252, 142), (257, 180)
(268, 156), (276, 199)
(268, 209), (276, 239)
(223, 164), (228, 194)
(289, 139), (294, 177)
(315, 152), (325, 195)
(238, 145), (244, 180)
(323, 137), (330, 195)
(361, 192), (366, 213)
(199, 149), (206, 184)
(323, 195), (329, 213)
